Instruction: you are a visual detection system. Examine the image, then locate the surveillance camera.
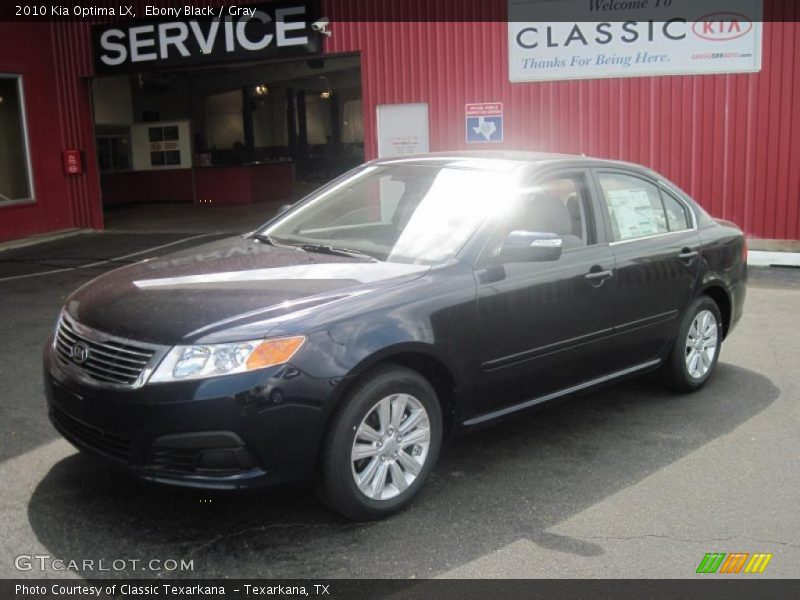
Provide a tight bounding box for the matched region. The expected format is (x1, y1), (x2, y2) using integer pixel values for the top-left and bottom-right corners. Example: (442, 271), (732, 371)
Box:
(312, 17), (331, 37)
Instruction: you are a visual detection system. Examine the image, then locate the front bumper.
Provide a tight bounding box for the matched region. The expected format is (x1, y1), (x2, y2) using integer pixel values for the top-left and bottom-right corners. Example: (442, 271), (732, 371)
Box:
(44, 341), (340, 490)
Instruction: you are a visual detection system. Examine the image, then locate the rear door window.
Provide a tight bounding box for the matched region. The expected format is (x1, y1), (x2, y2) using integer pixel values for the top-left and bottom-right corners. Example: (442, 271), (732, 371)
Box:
(597, 172), (668, 242)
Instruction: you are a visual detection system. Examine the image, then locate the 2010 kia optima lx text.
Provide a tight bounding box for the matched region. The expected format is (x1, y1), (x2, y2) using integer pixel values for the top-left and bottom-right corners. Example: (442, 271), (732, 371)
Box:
(44, 152), (746, 520)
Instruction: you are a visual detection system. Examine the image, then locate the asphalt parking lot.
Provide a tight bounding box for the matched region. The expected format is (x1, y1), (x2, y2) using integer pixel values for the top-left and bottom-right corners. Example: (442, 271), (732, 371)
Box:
(1, 232), (798, 579)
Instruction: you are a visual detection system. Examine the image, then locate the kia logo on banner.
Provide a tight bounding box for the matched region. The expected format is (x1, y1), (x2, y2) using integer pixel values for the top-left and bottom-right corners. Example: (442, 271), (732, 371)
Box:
(92, 0), (321, 74)
(692, 12), (754, 41)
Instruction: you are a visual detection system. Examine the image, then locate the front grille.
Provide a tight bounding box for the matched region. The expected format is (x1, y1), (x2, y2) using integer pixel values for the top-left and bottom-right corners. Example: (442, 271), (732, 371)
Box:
(54, 315), (157, 386)
(52, 406), (132, 463)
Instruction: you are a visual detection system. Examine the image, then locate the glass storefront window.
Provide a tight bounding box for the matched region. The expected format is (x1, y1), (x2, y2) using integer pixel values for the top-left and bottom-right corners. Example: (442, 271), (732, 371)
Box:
(0, 75), (33, 204)
(97, 136), (132, 172)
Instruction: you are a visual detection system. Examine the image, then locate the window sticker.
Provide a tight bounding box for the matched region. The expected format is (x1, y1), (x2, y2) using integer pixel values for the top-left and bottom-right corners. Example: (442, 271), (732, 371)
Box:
(606, 188), (661, 240)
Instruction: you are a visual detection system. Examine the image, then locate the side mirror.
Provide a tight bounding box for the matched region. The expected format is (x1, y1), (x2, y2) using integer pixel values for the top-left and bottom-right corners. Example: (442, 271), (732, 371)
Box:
(276, 203), (294, 216)
(501, 231), (563, 262)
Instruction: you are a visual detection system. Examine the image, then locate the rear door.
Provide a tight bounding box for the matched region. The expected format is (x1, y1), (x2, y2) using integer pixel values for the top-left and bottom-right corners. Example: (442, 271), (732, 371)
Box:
(471, 169), (617, 418)
(592, 169), (701, 369)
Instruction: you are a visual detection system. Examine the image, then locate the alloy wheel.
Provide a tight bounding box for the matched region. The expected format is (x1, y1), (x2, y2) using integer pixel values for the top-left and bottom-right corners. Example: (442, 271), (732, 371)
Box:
(351, 393), (431, 500)
(685, 309), (718, 379)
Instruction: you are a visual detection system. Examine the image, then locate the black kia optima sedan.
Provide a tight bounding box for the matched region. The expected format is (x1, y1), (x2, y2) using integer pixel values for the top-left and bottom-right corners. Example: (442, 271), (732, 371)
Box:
(45, 152), (746, 519)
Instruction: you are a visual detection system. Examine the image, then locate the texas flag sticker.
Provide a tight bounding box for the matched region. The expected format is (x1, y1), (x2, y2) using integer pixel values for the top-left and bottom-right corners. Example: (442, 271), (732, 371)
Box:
(466, 103), (504, 143)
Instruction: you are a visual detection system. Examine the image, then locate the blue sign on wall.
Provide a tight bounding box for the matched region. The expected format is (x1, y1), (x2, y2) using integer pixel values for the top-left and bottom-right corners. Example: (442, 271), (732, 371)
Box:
(465, 103), (504, 143)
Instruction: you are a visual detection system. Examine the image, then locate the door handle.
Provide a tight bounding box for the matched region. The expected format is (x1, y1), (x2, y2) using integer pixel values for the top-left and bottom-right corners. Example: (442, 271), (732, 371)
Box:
(585, 269), (614, 285)
(678, 248), (699, 262)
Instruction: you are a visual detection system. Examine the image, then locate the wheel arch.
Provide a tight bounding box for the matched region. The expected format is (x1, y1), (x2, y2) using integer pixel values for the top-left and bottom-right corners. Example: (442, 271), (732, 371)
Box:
(700, 283), (732, 339)
(325, 343), (461, 438)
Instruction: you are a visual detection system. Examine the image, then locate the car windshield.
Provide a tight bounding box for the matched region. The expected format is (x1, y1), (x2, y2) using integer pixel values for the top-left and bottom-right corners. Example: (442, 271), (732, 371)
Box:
(260, 164), (515, 265)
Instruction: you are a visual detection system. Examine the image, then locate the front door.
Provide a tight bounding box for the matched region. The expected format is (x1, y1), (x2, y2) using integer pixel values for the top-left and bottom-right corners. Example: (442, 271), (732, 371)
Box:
(470, 170), (617, 420)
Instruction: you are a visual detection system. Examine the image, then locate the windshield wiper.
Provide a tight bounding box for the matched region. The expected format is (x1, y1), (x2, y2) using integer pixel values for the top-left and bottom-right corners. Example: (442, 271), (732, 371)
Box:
(298, 244), (378, 261)
(250, 233), (292, 247)
(251, 234), (377, 261)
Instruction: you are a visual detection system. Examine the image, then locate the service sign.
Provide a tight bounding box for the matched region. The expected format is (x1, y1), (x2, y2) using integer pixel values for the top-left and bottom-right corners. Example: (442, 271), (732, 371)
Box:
(93, 0), (321, 75)
(508, 0), (762, 82)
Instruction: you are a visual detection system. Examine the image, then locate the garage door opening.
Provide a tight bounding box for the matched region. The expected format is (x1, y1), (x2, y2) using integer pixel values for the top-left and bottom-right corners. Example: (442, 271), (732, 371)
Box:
(91, 54), (363, 231)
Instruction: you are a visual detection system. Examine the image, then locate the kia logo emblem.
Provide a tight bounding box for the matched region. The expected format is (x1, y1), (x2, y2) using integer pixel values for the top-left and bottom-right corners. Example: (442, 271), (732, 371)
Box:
(71, 342), (90, 364)
(692, 12), (754, 42)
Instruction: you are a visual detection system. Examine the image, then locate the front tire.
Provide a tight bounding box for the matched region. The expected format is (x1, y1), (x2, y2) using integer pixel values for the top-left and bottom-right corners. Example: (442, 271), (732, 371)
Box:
(662, 295), (723, 392)
(316, 365), (442, 521)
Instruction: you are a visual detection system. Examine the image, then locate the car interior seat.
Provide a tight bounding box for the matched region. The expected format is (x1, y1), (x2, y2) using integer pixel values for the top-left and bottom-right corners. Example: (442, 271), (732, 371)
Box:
(519, 194), (584, 249)
(565, 193), (584, 239)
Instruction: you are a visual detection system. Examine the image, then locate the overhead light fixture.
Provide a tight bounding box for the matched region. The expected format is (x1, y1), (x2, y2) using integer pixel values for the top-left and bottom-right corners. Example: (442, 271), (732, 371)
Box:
(320, 76), (333, 99)
(253, 84), (269, 97)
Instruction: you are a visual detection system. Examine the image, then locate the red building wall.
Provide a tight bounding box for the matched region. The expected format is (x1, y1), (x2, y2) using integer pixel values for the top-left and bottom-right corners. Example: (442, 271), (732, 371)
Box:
(326, 1), (800, 241)
(0, 1), (798, 242)
(0, 23), (102, 241)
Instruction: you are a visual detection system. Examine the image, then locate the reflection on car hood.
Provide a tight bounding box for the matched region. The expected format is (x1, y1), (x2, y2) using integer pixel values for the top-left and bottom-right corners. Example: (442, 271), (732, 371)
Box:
(66, 237), (429, 344)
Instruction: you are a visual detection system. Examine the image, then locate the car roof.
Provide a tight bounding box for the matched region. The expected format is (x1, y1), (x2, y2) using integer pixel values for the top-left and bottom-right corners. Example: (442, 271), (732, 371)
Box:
(370, 151), (650, 174)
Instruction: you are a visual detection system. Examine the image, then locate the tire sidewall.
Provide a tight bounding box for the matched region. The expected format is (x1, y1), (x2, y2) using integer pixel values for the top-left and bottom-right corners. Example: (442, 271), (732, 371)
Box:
(323, 366), (442, 519)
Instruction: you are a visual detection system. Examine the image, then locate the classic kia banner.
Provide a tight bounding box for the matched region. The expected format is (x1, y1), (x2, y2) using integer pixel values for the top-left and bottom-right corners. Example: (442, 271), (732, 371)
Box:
(508, 0), (762, 82)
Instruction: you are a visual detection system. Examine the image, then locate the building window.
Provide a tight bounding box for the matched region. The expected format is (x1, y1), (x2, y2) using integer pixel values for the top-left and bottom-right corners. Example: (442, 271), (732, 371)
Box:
(0, 75), (33, 204)
(96, 130), (132, 172)
(148, 125), (181, 166)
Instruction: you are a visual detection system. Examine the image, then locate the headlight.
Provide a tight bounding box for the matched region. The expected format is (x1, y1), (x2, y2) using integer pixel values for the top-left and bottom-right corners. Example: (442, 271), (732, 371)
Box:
(149, 336), (305, 383)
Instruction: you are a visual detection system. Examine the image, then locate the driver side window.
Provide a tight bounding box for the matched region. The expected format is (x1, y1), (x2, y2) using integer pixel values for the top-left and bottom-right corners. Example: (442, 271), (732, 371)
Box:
(506, 173), (594, 250)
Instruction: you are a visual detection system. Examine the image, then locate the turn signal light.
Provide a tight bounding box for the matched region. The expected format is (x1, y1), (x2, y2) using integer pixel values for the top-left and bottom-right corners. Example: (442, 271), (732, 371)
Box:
(246, 336), (306, 370)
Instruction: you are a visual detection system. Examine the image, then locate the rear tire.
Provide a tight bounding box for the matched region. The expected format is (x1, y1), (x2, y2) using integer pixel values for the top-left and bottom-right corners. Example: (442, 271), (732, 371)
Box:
(661, 295), (723, 393)
(316, 365), (442, 521)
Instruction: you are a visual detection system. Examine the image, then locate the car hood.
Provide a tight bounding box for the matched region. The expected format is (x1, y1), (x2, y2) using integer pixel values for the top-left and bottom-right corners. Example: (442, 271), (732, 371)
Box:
(65, 237), (429, 344)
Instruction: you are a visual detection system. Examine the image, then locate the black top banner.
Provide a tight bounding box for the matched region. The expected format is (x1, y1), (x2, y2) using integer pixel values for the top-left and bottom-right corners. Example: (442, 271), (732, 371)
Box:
(92, 1), (322, 75)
